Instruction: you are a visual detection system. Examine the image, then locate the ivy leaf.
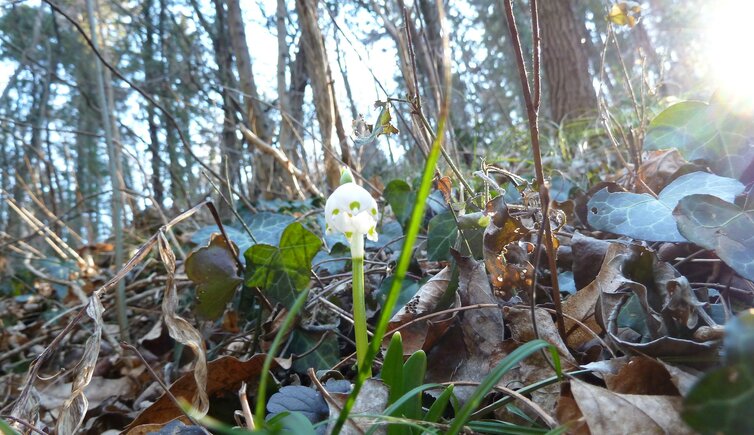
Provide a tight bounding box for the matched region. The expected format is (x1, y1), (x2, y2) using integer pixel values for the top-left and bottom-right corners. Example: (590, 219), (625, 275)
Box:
(191, 212), (295, 262)
(185, 233), (243, 320)
(287, 330), (340, 373)
(245, 222), (321, 307)
(674, 194), (754, 281)
(427, 212), (457, 261)
(384, 179), (415, 228)
(587, 172), (744, 242)
(682, 363), (754, 434)
(644, 101), (754, 178)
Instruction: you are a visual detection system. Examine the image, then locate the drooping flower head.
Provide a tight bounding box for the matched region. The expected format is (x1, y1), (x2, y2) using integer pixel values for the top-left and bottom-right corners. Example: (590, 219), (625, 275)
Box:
(325, 181), (379, 244)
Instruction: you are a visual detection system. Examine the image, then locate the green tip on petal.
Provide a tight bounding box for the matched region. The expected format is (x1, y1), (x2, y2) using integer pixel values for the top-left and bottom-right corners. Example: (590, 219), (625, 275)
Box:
(349, 201), (361, 211)
(340, 167), (354, 184)
(332, 208), (340, 215)
(345, 231), (353, 239)
(371, 208), (377, 215)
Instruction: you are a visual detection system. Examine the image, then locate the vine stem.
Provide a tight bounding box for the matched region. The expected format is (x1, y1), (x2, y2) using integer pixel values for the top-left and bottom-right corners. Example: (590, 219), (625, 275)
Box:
(502, 0), (565, 338)
(350, 235), (371, 377)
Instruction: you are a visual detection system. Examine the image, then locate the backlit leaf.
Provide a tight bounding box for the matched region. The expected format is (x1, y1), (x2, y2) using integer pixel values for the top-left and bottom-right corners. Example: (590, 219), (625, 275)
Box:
(587, 171), (744, 241)
(674, 194), (754, 280)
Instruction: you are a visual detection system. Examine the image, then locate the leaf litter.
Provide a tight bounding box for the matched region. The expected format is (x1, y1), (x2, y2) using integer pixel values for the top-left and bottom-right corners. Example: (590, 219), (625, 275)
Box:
(4, 133), (754, 434)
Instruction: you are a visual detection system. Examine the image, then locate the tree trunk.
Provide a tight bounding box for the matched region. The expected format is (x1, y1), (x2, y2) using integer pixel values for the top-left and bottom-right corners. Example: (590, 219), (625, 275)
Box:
(226, 0), (290, 199)
(295, 0), (343, 190)
(539, 0), (597, 123)
(211, 0), (241, 208)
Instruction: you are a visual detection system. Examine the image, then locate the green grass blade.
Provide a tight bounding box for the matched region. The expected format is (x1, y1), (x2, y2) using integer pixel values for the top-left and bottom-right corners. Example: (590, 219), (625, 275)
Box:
(424, 384), (454, 423)
(254, 288), (310, 425)
(446, 340), (557, 435)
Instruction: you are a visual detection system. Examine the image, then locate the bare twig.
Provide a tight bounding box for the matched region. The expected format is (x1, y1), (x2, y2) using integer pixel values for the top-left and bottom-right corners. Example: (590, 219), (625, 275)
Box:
(502, 0), (565, 338)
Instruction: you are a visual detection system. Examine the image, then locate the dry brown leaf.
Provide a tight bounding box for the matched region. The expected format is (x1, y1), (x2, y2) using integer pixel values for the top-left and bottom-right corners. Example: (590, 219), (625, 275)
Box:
(327, 378), (388, 435)
(603, 356), (679, 395)
(483, 197), (528, 299)
(126, 355), (268, 431)
(657, 361), (700, 396)
(55, 294), (104, 434)
(502, 306), (576, 417)
(386, 266), (455, 355)
(453, 251), (504, 356)
(40, 376), (136, 413)
(436, 176), (452, 203)
(568, 379), (694, 435)
(157, 232), (209, 416)
(636, 149), (687, 195)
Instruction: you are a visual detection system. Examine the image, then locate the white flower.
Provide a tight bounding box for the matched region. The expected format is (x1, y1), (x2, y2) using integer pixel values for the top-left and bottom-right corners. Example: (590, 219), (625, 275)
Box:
(325, 182), (379, 245)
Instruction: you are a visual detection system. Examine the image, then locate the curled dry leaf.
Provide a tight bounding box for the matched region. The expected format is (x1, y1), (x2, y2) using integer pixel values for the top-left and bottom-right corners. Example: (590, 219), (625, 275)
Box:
(386, 266), (456, 355)
(452, 250), (504, 356)
(483, 196), (528, 300)
(157, 232), (209, 417)
(55, 294), (104, 434)
(565, 378), (694, 435)
(126, 355), (268, 431)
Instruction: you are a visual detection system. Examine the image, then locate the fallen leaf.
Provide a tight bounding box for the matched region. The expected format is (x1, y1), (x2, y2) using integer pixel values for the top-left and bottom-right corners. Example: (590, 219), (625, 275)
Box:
(126, 355), (268, 431)
(386, 267), (456, 355)
(569, 378), (694, 434)
(453, 251), (504, 356)
(327, 379), (388, 434)
(603, 356), (679, 395)
(55, 294), (104, 434)
(636, 149), (688, 195)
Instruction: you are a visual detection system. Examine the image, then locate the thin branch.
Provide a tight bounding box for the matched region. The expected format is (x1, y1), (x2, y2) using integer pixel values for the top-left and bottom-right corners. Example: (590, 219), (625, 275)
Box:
(502, 0), (565, 338)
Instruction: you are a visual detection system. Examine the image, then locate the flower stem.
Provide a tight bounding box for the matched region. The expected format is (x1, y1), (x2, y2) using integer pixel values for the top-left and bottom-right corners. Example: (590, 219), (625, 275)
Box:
(350, 235), (371, 377)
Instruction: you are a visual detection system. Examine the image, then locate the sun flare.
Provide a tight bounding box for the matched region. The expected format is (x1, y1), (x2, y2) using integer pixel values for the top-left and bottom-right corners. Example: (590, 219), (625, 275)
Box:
(703, 0), (754, 114)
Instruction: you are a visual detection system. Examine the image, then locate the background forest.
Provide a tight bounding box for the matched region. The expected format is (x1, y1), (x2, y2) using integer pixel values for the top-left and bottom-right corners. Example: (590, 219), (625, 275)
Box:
(2, 0), (754, 434)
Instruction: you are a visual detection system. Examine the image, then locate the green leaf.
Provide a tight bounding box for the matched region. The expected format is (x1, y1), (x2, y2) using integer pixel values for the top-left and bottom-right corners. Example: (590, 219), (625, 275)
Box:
(549, 173), (575, 202)
(587, 172), (744, 241)
(644, 101), (754, 178)
(724, 310), (754, 365)
(185, 233), (243, 320)
(401, 351), (427, 420)
(427, 212), (457, 261)
(0, 418), (21, 435)
(682, 363), (754, 434)
(425, 385), (454, 423)
(383, 332), (405, 398)
(245, 222), (321, 307)
(192, 212), (296, 262)
(674, 194), (754, 281)
(287, 330), (340, 373)
(384, 179), (415, 228)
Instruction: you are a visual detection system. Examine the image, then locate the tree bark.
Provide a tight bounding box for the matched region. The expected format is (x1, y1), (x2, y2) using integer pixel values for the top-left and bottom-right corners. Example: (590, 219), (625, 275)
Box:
(538, 0), (597, 123)
(226, 0), (292, 199)
(295, 0), (344, 190)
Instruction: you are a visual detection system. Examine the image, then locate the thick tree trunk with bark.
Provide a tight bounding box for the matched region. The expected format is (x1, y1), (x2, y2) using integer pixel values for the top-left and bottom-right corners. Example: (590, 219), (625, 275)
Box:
(539, 0), (597, 123)
(295, 0), (345, 190)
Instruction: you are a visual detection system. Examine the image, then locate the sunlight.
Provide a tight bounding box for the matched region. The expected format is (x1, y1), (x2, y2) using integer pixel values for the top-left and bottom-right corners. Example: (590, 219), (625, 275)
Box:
(702, 0), (754, 114)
